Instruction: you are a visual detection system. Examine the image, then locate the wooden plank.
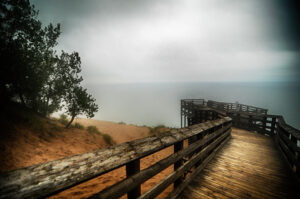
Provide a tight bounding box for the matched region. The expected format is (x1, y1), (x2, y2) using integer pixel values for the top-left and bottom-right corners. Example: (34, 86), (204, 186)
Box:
(179, 128), (299, 199)
(166, 134), (231, 199)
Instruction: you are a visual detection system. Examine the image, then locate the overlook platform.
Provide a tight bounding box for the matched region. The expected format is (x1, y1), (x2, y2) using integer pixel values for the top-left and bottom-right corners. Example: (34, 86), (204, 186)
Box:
(180, 128), (298, 199)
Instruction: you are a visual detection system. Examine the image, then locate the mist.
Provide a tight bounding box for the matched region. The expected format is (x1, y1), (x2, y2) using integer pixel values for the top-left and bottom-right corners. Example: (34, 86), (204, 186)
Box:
(31, 0), (300, 127)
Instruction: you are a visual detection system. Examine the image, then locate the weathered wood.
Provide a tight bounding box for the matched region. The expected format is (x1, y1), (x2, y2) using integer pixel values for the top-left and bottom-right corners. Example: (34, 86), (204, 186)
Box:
(167, 133), (231, 199)
(181, 99), (300, 181)
(140, 129), (231, 199)
(278, 135), (300, 168)
(126, 159), (141, 199)
(278, 130), (300, 153)
(89, 124), (231, 199)
(179, 129), (299, 199)
(0, 117), (231, 199)
(174, 141), (184, 188)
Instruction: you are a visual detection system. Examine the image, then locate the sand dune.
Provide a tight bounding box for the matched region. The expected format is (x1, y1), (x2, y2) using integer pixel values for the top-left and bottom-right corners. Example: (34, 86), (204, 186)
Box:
(74, 118), (150, 144)
(1, 117), (174, 198)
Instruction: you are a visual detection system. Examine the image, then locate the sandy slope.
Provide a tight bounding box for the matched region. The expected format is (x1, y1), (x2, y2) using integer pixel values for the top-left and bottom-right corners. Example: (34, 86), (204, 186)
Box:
(74, 118), (150, 144)
(0, 122), (107, 172)
(0, 118), (174, 198)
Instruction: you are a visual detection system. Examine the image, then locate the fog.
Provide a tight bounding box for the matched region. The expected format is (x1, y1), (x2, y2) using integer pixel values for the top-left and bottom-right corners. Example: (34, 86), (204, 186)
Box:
(32, 0), (300, 83)
(32, 0), (300, 128)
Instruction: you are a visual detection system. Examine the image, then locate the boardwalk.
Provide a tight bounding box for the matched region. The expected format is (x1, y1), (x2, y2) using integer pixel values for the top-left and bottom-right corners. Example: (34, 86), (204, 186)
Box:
(180, 128), (299, 199)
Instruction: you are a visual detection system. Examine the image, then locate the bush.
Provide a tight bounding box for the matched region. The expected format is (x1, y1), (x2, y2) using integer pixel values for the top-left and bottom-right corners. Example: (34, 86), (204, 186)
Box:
(87, 125), (101, 134)
(102, 134), (116, 146)
(59, 114), (69, 126)
(149, 125), (167, 135)
(118, 121), (125, 125)
(74, 122), (84, 129)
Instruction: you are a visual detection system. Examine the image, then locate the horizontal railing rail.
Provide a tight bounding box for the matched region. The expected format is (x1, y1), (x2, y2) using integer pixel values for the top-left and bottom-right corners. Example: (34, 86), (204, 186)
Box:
(0, 117), (232, 199)
(206, 100), (268, 114)
(181, 99), (300, 181)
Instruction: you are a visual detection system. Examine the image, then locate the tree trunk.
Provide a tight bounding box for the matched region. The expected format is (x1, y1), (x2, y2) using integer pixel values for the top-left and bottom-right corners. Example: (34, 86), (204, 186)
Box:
(66, 115), (75, 128)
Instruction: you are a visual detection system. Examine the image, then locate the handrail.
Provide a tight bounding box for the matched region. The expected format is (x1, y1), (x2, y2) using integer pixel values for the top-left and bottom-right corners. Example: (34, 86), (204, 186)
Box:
(181, 99), (300, 181)
(0, 117), (232, 199)
(206, 100), (268, 114)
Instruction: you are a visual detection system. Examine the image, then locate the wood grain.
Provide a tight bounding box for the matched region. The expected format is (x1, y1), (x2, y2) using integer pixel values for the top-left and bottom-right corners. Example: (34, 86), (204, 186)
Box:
(179, 128), (299, 199)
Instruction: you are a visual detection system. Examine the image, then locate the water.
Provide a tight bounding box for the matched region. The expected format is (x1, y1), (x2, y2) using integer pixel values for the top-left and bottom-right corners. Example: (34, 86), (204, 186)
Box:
(85, 82), (300, 129)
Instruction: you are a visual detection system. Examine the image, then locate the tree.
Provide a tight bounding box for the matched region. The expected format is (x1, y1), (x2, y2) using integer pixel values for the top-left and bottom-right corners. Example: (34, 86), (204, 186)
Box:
(0, 0), (99, 123)
(0, 0), (43, 103)
(0, 0), (61, 114)
(64, 86), (98, 128)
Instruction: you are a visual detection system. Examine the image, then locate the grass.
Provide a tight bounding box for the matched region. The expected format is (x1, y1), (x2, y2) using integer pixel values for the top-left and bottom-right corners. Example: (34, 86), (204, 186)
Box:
(74, 122), (84, 129)
(87, 125), (101, 134)
(59, 114), (69, 126)
(148, 124), (167, 135)
(102, 134), (116, 146)
(21, 114), (64, 142)
(86, 125), (116, 146)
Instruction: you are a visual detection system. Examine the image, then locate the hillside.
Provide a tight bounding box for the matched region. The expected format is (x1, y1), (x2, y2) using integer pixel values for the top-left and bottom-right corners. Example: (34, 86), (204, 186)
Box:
(0, 103), (174, 198)
(0, 104), (106, 172)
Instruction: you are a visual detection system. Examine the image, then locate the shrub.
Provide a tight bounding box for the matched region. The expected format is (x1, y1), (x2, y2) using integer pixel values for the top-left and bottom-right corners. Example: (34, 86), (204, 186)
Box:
(118, 121), (125, 125)
(149, 125), (167, 135)
(102, 134), (116, 146)
(87, 125), (101, 134)
(74, 122), (84, 129)
(59, 114), (69, 126)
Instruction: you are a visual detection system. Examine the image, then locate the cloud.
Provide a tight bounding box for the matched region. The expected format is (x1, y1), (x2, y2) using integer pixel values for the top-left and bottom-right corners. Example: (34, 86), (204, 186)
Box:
(31, 0), (300, 83)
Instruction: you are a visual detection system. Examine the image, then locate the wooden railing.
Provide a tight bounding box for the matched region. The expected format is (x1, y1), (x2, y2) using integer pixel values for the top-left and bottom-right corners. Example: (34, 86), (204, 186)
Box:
(0, 117), (232, 199)
(181, 99), (300, 181)
(276, 116), (300, 179)
(207, 100), (268, 115)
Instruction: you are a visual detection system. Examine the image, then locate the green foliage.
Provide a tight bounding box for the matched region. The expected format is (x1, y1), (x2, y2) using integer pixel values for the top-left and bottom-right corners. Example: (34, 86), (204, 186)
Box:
(118, 121), (126, 125)
(74, 122), (84, 129)
(64, 86), (99, 128)
(59, 114), (68, 126)
(102, 134), (116, 146)
(87, 125), (101, 134)
(148, 125), (167, 135)
(0, 0), (99, 124)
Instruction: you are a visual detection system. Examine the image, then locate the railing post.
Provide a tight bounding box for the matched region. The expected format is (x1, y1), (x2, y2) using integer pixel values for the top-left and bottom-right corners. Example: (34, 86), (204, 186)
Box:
(126, 159), (141, 199)
(237, 113), (241, 127)
(271, 117), (276, 135)
(174, 141), (184, 188)
(262, 116), (267, 134)
(249, 115), (253, 131)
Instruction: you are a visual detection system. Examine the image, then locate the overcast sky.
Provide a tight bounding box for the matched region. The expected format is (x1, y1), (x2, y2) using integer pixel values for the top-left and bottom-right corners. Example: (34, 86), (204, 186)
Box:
(31, 0), (300, 83)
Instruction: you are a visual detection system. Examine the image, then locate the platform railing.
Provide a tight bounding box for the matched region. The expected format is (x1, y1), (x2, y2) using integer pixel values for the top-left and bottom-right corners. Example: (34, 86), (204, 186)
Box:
(181, 99), (300, 181)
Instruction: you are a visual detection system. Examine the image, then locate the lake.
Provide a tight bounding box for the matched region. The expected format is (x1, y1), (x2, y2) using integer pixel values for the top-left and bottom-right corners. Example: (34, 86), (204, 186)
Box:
(85, 82), (300, 129)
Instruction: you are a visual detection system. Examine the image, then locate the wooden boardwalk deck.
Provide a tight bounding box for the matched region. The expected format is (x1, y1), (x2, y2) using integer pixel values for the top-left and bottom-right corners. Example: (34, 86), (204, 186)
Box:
(179, 128), (299, 199)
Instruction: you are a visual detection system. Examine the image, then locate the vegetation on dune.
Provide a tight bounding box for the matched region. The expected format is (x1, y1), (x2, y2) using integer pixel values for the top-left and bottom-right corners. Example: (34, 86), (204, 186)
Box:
(0, 102), (65, 142)
(0, 0), (98, 128)
(86, 125), (116, 145)
(74, 122), (84, 129)
(87, 125), (101, 134)
(58, 114), (69, 126)
(148, 125), (168, 135)
(102, 134), (116, 146)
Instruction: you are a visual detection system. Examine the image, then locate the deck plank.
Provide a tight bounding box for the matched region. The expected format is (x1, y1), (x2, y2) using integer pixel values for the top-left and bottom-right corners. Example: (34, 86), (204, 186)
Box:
(179, 128), (299, 199)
